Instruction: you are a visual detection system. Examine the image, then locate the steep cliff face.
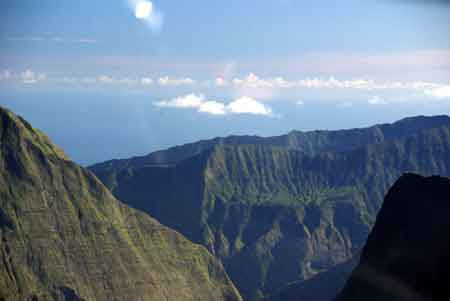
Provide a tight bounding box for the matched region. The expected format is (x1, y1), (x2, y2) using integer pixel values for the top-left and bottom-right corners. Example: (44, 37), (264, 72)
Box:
(202, 145), (371, 300)
(0, 107), (242, 301)
(336, 174), (450, 301)
(91, 116), (450, 300)
(93, 144), (373, 300)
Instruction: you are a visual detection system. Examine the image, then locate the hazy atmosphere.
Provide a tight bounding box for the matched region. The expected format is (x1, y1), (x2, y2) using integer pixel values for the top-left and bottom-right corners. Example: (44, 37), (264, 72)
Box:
(1, 0), (450, 164)
(1, 2), (450, 301)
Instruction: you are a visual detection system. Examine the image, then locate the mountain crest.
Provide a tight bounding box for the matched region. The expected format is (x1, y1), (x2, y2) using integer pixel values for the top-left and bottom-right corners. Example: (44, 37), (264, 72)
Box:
(0, 106), (68, 161)
(0, 107), (242, 301)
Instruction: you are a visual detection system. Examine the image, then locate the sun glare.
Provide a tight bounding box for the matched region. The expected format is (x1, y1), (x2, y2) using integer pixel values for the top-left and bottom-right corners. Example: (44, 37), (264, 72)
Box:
(135, 1), (152, 19)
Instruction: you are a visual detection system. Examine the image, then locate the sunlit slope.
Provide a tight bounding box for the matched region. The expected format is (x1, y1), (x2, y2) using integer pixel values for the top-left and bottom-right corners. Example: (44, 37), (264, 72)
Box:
(0, 107), (242, 301)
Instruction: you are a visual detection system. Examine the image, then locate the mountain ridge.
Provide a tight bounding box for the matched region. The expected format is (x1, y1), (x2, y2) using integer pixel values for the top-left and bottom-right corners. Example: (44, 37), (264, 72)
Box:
(0, 106), (242, 301)
(91, 115), (450, 300)
(89, 114), (450, 171)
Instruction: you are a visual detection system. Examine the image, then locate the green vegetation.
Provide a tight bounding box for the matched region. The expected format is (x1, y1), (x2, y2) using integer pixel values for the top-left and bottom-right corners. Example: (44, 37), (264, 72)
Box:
(0, 107), (242, 301)
(91, 113), (450, 300)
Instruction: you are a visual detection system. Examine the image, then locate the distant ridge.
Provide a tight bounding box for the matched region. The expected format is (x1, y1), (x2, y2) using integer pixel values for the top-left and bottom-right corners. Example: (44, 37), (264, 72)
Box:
(90, 114), (450, 171)
(91, 114), (450, 300)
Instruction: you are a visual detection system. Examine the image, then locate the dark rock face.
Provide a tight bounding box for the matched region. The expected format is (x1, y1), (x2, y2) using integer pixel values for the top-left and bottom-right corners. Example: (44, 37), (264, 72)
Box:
(0, 107), (242, 301)
(336, 173), (450, 301)
(90, 115), (450, 300)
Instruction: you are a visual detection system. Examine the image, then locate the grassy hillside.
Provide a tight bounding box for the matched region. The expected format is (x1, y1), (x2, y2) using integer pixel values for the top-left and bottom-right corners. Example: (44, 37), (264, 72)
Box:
(0, 107), (242, 301)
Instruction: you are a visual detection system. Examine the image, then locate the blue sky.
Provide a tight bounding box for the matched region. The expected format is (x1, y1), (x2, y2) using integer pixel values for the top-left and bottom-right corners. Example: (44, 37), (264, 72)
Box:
(1, 0), (450, 165)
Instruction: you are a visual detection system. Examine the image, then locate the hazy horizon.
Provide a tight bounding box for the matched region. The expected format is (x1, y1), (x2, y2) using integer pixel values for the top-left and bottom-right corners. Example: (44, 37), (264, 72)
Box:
(2, 95), (449, 165)
(1, 0), (450, 164)
(1, 2), (449, 300)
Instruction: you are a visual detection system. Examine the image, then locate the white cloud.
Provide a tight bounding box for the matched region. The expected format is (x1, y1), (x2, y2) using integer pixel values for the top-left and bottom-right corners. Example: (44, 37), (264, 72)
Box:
(230, 74), (450, 96)
(230, 73), (450, 101)
(232, 73), (279, 100)
(57, 75), (140, 85)
(155, 93), (205, 108)
(227, 97), (272, 115)
(141, 77), (153, 85)
(97, 75), (114, 84)
(7, 68), (450, 103)
(94, 76), (140, 85)
(233, 73), (271, 88)
(199, 101), (226, 115)
(296, 100), (305, 105)
(154, 94), (273, 116)
(297, 77), (376, 89)
(368, 96), (388, 105)
(232, 73), (294, 89)
(20, 70), (46, 84)
(231, 74), (386, 91)
(158, 76), (195, 86)
(425, 85), (450, 99)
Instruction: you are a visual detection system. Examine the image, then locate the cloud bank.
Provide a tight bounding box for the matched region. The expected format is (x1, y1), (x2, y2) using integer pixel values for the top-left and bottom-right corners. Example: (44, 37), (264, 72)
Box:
(158, 76), (195, 86)
(3, 69), (450, 102)
(230, 73), (450, 93)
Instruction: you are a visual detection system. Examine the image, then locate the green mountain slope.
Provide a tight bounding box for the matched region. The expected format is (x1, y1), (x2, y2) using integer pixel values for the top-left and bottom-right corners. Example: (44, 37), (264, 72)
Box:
(336, 174), (450, 301)
(91, 116), (450, 300)
(0, 107), (242, 301)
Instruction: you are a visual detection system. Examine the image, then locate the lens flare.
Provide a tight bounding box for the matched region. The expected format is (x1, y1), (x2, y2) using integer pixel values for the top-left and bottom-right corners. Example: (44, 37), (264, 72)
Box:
(135, 1), (152, 19)
(126, 0), (163, 32)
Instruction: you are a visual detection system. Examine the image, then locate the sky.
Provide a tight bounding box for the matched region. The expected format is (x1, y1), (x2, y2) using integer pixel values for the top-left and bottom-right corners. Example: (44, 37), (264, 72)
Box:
(1, 0), (450, 165)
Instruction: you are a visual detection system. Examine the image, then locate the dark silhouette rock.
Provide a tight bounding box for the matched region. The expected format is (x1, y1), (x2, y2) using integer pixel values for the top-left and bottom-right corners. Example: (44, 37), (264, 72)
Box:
(337, 173), (450, 301)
